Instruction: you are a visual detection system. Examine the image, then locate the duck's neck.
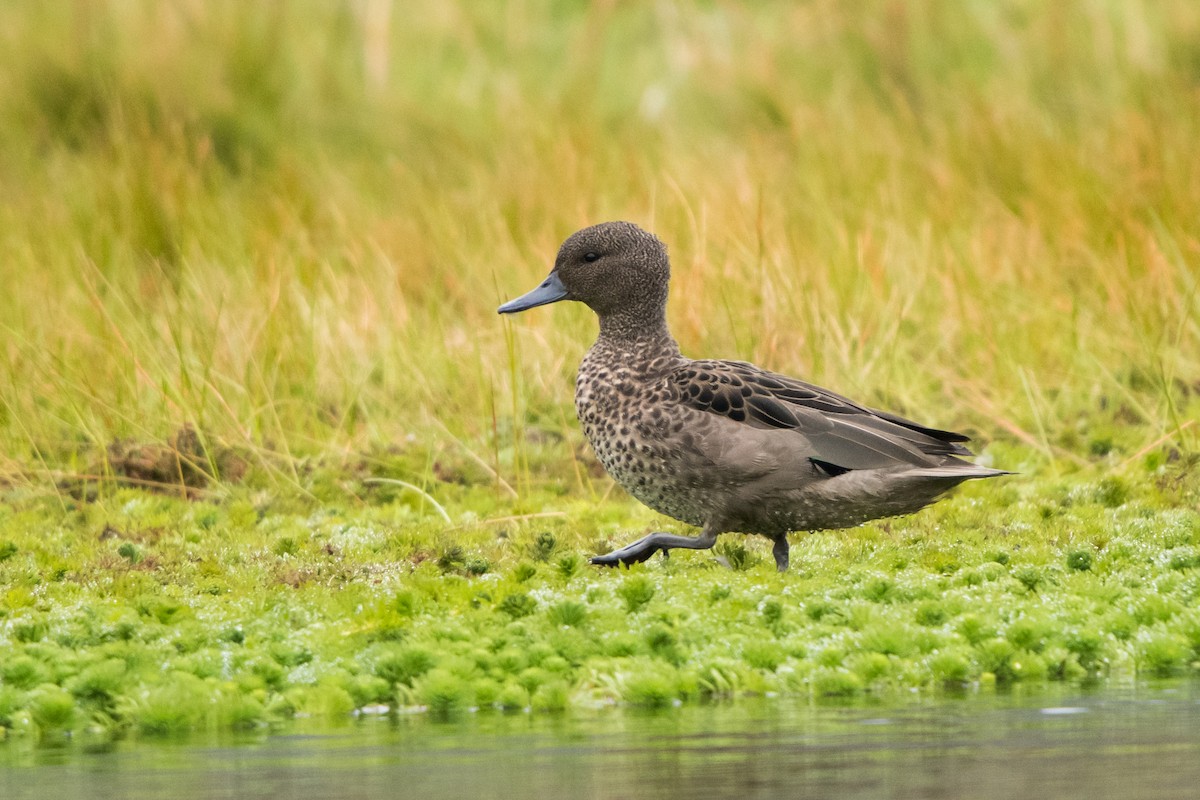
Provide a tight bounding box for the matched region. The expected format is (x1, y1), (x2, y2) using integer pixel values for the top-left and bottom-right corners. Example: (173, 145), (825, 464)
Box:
(596, 311), (681, 362)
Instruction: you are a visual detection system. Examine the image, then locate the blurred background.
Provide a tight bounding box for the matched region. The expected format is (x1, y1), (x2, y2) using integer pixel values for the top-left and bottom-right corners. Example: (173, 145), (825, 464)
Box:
(0, 0), (1196, 492)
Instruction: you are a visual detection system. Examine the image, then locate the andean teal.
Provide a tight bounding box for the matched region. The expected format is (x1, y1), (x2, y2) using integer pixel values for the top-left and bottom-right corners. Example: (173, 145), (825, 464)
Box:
(499, 222), (1007, 571)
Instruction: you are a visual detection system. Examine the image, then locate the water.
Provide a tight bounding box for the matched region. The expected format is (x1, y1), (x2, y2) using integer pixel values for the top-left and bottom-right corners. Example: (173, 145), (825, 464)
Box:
(3, 683), (1198, 800)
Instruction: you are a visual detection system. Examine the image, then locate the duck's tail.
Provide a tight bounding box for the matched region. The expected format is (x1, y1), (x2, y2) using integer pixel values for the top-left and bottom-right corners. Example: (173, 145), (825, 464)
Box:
(900, 465), (1013, 482)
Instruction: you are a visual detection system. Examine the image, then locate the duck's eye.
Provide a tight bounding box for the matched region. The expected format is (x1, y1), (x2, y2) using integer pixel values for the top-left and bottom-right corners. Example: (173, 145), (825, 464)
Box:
(583, 252), (600, 263)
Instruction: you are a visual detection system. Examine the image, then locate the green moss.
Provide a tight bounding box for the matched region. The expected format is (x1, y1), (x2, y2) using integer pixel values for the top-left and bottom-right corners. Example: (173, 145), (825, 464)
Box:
(67, 658), (126, 706)
(805, 600), (843, 623)
(1136, 631), (1190, 677)
(914, 602), (950, 627)
(288, 682), (356, 718)
(526, 532), (557, 562)
(1066, 550), (1093, 571)
(214, 687), (267, 729)
(512, 563), (538, 583)
(1005, 617), (1052, 653)
(1132, 596), (1183, 626)
(0, 416), (1196, 738)
(417, 669), (473, 715)
(714, 541), (759, 571)
(127, 674), (209, 735)
(556, 554), (584, 580)
(499, 593), (537, 618)
(602, 634), (642, 658)
(849, 652), (894, 684)
(531, 680), (570, 712)
(928, 649), (974, 684)
(0, 686), (25, 726)
(30, 685), (76, 733)
(547, 601), (587, 628)
(1064, 630), (1107, 673)
(135, 595), (192, 625)
(815, 646), (848, 668)
(496, 683), (530, 711)
(1015, 567), (1046, 593)
(1167, 549), (1199, 571)
(465, 557), (491, 576)
(1, 655), (46, 690)
(694, 660), (749, 697)
(371, 645), (437, 686)
(743, 642), (786, 671)
(516, 667), (550, 694)
(472, 678), (501, 707)
(617, 576), (655, 613)
(812, 669), (863, 697)
(623, 669), (678, 707)
(246, 656), (286, 691)
(525, 642), (556, 667)
(1008, 651), (1049, 681)
(642, 625), (682, 665)
(1095, 478), (1130, 508)
(494, 647), (527, 674)
(976, 639), (1018, 683)
(860, 623), (919, 658)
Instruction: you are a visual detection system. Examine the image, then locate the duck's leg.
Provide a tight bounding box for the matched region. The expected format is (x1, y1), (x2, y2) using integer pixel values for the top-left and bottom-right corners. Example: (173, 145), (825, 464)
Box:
(590, 525), (719, 567)
(771, 536), (790, 573)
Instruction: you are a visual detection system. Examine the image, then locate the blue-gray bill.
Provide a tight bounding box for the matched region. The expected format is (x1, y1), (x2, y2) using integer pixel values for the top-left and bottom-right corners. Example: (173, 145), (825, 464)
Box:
(497, 272), (568, 314)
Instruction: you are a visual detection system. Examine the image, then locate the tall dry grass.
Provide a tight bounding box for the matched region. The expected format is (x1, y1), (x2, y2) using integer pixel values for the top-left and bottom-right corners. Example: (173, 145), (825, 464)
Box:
(0, 1), (1196, 492)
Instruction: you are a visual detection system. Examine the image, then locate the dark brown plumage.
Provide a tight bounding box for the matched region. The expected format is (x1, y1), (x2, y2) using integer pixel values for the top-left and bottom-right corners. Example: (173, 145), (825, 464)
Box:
(499, 221), (1007, 571)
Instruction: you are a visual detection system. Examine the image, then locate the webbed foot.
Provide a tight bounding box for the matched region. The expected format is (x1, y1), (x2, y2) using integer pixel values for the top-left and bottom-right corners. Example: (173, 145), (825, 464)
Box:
(589, 541), (661, 567)
(591, 528), (720, 568)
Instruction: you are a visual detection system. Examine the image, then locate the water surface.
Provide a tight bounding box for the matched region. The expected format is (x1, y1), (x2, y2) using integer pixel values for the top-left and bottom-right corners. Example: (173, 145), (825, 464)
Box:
(3, 683), (1198, 799)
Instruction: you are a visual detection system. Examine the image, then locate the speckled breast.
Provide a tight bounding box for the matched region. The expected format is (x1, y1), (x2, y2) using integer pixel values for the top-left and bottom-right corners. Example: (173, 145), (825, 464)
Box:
(574, 354), (710, 528)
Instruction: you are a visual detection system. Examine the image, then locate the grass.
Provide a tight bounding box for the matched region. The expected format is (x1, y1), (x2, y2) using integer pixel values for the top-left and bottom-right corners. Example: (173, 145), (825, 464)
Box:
(0, 0), (1198, 740)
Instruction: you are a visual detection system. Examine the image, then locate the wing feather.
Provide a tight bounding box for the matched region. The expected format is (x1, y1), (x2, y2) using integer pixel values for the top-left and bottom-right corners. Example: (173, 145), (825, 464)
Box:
(666, 359), (975, 470)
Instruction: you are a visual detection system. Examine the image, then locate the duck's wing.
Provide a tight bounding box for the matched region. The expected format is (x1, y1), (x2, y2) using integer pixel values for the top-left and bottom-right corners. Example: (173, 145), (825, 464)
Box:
(665, 359), (975, 471)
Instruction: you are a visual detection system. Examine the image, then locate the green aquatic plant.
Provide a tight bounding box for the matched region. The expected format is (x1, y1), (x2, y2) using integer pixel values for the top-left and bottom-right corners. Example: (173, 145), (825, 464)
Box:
(0, 471), (1193, 737)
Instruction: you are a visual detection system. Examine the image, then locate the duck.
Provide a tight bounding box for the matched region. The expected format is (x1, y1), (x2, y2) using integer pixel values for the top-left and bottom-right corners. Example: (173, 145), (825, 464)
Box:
(498, 221), (1007, 571)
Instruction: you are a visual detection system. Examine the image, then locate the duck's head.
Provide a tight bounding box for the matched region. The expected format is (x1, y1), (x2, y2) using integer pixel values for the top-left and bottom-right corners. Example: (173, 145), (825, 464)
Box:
(498, 222), (670, 322)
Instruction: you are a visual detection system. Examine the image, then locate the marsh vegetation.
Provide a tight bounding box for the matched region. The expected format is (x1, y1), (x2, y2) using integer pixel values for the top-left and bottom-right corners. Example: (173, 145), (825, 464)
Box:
(0, 1), (1197, 741)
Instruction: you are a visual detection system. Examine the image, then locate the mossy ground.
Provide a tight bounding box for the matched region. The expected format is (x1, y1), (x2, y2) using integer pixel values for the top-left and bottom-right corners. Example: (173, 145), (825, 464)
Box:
(1, 1), (1199, 742)
(1, 443), (1197, 740)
